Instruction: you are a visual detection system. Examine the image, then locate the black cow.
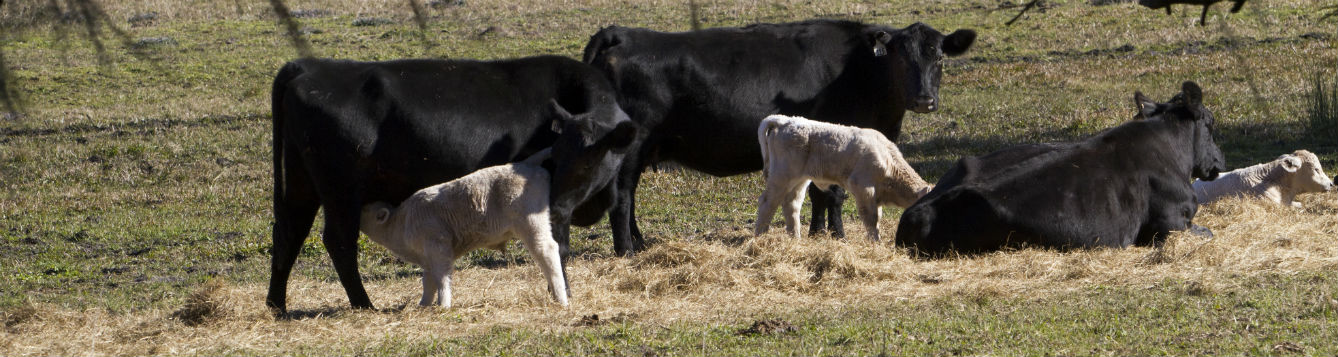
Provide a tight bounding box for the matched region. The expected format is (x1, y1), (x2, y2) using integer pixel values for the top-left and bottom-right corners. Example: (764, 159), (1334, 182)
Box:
(582, 20), (976, 254)
(895, 81), (1226, 256)
(268, 56), (637, 313)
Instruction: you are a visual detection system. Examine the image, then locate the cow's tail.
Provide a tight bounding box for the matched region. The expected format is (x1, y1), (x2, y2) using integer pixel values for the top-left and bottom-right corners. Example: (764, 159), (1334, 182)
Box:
(581, 26), (622, 64)
(758, 115), (786, 180)
(271, 60), (305, 211)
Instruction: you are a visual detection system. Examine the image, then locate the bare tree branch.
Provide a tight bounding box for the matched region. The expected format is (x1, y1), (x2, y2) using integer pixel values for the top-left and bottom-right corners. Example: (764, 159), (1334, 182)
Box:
(688, 0), (701, 31)
(406, 0), (435, 53)
(1137, 0), (1248, 26)
(267, 0), (314, 58)
(1006, 0), (1041, 26)
(0, 48), (23, 117)
(1321, 4), (1338, 21)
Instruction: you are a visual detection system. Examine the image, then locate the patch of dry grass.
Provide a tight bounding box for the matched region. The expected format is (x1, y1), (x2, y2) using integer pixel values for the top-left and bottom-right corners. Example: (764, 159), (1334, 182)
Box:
(2, 191), (1333, 355)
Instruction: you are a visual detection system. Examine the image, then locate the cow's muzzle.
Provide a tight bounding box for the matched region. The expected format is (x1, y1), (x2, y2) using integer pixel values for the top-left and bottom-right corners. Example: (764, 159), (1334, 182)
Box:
(911, 96), (937, 113)
(1202, 168), (1221, 181)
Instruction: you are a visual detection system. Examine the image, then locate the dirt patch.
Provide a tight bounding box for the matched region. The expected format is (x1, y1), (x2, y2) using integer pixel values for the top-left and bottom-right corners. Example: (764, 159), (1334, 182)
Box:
(737, 319), (798, 336)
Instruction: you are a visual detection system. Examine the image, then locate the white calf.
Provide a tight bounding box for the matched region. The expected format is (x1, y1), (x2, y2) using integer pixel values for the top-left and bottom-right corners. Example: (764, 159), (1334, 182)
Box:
(755, 115), (933, 240)
(1193, 149), (1334, 208)
(359, 150), (567, 308)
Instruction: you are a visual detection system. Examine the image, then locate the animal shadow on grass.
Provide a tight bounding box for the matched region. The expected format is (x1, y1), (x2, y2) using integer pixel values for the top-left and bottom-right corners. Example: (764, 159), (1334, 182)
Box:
(277, 304), (409, 320)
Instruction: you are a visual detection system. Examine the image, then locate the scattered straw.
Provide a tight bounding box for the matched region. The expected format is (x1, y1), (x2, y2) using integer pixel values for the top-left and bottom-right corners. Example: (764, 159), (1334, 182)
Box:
(1, 193), (1334, 355)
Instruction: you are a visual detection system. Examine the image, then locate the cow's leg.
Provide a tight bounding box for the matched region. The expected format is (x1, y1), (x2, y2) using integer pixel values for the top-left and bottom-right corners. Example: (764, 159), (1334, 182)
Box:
(522, 216), (569, 306)
(826, 185), (848, 236)
(848, 183), (881, 241)
(266, 156), (320, 315)
(266, 198), (318, 314)
(807, 184), (847, 237)
(807, 183), (829, 235)
(610, 150), (650, 256)
(320, 202), (374, 309)
(1137, 200), (1198, 247)
(782, 180), (810, 238)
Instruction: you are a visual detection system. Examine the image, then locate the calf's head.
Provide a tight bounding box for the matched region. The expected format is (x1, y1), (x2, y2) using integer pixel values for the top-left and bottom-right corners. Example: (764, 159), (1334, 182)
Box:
(547, 100), (638, 219)
(868, 22), (975, 113)
(1279, 150), (1334, 193)
(359, 201), (397, 241)
(1134, 81), (1226, 180)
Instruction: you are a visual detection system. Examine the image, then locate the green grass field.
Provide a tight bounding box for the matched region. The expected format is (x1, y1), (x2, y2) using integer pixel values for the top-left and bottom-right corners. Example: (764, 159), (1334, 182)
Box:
(1, 0), (1336, 355)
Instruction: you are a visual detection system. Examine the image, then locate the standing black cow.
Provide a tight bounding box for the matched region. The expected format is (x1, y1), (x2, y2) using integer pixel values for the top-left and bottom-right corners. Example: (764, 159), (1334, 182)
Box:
(268, 55), (637, 313)
(582, 20), (976, 254)
(895, 81), (1226, 255)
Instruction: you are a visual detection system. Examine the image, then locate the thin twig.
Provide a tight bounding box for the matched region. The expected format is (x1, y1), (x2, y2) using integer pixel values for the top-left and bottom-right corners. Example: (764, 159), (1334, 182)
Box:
(1006, 0), (1040, 26)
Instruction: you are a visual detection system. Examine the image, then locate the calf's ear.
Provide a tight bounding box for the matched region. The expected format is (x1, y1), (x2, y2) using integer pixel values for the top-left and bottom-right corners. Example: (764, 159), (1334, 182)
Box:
(1281, 155), (1301, 173)
(943, 29), (976, 57)
(375, 207), (391, 225)
(1134, 91), (1157, 119)
(1180, 81), (1203, 107)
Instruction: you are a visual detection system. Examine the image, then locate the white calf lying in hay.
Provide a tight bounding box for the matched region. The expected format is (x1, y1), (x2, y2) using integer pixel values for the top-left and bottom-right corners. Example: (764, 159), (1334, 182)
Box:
(360, 149), (567, 308)
(1193, 149), (1334, 208)
(755, 114), (933, 241)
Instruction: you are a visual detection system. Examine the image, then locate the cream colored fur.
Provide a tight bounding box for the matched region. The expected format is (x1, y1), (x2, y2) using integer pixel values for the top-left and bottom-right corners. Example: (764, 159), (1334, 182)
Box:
(755, 115), (933, 240)
(1192, 149), (1334, 208)
(359, 150), (568, 308)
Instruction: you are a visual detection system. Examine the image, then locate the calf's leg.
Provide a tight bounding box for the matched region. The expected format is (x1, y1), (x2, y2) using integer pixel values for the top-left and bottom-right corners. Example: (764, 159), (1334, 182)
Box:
(754, 175), (790, 236)
(848, 183), (881, 241)
(782, 180), (810, 238)
(522, 216), (569, 306)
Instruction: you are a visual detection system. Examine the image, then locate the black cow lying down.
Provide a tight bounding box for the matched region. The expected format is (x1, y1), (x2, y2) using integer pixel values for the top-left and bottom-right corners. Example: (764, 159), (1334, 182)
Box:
(895, 81), (1225, 256)
(583, 20), (975, 254)
(268, 56), (637, 313)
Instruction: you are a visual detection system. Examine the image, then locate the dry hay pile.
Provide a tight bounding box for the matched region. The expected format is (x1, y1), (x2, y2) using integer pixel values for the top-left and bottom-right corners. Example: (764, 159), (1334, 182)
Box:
(1, 194), (1334, 355)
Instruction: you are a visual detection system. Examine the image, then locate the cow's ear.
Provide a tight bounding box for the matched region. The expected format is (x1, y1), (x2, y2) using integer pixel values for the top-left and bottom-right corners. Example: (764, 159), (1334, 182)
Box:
(601, 121), (638, 150)
(1181, 81), (1203, 107)
(375, 207), (391, 225)
(869, 31), (891, 57)
(1134, 91), (1157, 119)
(942, 29), (976, 57)
(1281, 155), (1301, 173)
(549, 100), (574, 134)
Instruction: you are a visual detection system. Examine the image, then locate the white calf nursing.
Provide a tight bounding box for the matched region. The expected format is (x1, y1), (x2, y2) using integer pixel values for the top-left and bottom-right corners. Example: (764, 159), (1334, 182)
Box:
(1192, 149), (1334, 207)
(755, 115), (933, 240)
(359, 150), (568, 308)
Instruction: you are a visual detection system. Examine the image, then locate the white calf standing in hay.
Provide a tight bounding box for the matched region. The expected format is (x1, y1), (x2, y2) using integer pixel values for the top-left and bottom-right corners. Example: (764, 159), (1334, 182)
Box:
(360, 149), (568, 308)
(1193, 149), (1334, 208)
(755, 114), (933, 241)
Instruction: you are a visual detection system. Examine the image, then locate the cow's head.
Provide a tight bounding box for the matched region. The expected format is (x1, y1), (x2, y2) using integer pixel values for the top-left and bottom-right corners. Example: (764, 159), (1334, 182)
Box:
(1279, 150), (1334, 193)
(547, 99), (638, 220)
(868, 22), (975, 113)
(1133, 81), (1226, 180)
